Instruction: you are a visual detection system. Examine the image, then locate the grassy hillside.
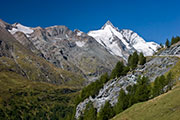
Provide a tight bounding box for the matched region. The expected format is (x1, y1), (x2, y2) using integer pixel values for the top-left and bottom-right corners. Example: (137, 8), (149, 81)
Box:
(166, 59), (180, 80)
(112, 81), (180, 120)
(0, 71), (79, 119)
(112, 58), (180, 120)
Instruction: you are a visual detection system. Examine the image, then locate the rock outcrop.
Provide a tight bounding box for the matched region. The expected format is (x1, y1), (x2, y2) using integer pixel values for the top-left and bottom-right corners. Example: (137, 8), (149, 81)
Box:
(75, 56), (179, 118)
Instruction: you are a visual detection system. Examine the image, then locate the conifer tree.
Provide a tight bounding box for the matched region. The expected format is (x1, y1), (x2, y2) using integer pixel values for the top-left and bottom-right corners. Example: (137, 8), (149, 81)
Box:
(165, 39), (170, 48)
(83, 102), (97, 120)
(128, 54), (132, 66)
(100, 72), (109, 84)
(158, 75), (166, 94)
(171, 36), (180, 45)
(131, 51), (139, 69)
(134, 76), (150, 102)
(98, 101), (115, 120)
(139, 52), (146, 65)
(110, 61), (125, 79)
(126, 85), (137, 107)
(166, 72), (173, 90)
(160, 43), (164, 48)
(152, 77), (160, 97)
(114, 89), (128, 114)
(152, 75), (166, 98)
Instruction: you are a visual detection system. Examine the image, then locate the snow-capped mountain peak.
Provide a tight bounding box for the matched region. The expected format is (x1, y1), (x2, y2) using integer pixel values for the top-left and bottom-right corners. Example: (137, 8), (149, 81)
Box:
(101, 20), (117, 30)
(88, 21), (160, 60)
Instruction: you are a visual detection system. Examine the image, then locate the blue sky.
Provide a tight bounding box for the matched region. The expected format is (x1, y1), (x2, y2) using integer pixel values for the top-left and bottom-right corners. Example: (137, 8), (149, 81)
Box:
(0, 0), (180, 44)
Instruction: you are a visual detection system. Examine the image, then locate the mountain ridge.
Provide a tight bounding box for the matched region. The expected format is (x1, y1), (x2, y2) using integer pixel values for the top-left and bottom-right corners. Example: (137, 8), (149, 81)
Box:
(0, 19), (120, 82)
(88, 20), (160, 60)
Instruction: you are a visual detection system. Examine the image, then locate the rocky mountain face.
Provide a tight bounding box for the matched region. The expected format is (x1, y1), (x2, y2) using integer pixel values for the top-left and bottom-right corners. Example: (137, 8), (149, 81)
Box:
(0, 19), (160, 82)
(0, 25), (85, 87)
(75, 55), (179, 119)
(158, 41), (180, 57)
(13, 31), (42, 56)
(29, 26), (120, 81)
(1, 20), (121, 82)
(88, 21), (160, 60)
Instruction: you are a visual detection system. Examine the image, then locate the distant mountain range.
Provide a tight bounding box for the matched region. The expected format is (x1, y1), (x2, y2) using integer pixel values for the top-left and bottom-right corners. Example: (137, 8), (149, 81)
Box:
(0, 19), (159, 82)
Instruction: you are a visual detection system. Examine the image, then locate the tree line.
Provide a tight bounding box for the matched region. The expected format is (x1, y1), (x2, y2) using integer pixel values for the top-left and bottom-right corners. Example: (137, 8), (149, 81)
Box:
(75, 52), (146, 106)
(165, 36), (180, 48)
(72, 52), (148, 120)
(79, 72), (174, 120)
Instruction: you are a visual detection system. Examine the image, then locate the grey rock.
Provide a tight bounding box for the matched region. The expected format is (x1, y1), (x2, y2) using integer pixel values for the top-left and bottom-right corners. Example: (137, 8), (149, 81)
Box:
(28, 26), (120, 82)
(75, 56), (178, 119)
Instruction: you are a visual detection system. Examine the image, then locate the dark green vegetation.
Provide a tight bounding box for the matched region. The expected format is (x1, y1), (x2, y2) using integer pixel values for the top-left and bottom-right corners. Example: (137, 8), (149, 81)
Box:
(76, 52), (147, 106)
(165, 36), (180, 48)
(80, 101), (115, 120)
(77, 52), (149, 120)
(79, 102), (97, 120)
(79, 53), (177, 120)
(128, 51), (146, 70)
(0, 71), (79, 120)
(98, 102), (115, 120)
(152, 73), (173, 97)
(110, 61), (129, 79)
(114, 73), (174, 117)
(113, 76), (151, 117)
(112, 56), (180, 120)
(78, 73), (109, 101)
(112, 82), (180, 120)
(80, 73), (174, 120)
(165, 39), (170, 48)
(171, 36), (180, 45)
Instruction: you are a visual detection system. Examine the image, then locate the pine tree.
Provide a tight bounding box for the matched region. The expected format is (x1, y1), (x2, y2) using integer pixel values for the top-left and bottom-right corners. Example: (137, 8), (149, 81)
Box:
(139, 52), (146, 65)
(114, 89), (128, 114)
(134, 76), (150, 102)
(83, 102), (97, 120)
(152, 77), (160, 97)
(160, 43), (164, 48)
(152, 75), (166, 98)
(171, 36), (180, 45)
(131, 51), (139, 69)
(166, 72), (173, 90)
(98, 101), (115, 120)
(126, 85), (137, 107)
(158, 75), (166, 94)
(110, 61), (125, 79)
(100, 72), (109, 84)
(128, 52), (139, 70)
(165, 39), (170, 48)
(128, 54), (132, 66)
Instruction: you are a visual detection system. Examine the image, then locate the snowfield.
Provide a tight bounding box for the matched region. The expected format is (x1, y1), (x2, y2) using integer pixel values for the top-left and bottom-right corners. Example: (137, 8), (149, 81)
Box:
(88, 21), (160, 59)
(8, 23), (34, 37)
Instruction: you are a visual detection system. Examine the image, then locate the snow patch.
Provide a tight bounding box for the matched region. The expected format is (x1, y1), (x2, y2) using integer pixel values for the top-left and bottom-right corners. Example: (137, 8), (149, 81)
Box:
(8, 23), (34, 37)
(76, 41), (86, 47)
(147, 42), (160, 52)
(77, 31), (83, 36)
